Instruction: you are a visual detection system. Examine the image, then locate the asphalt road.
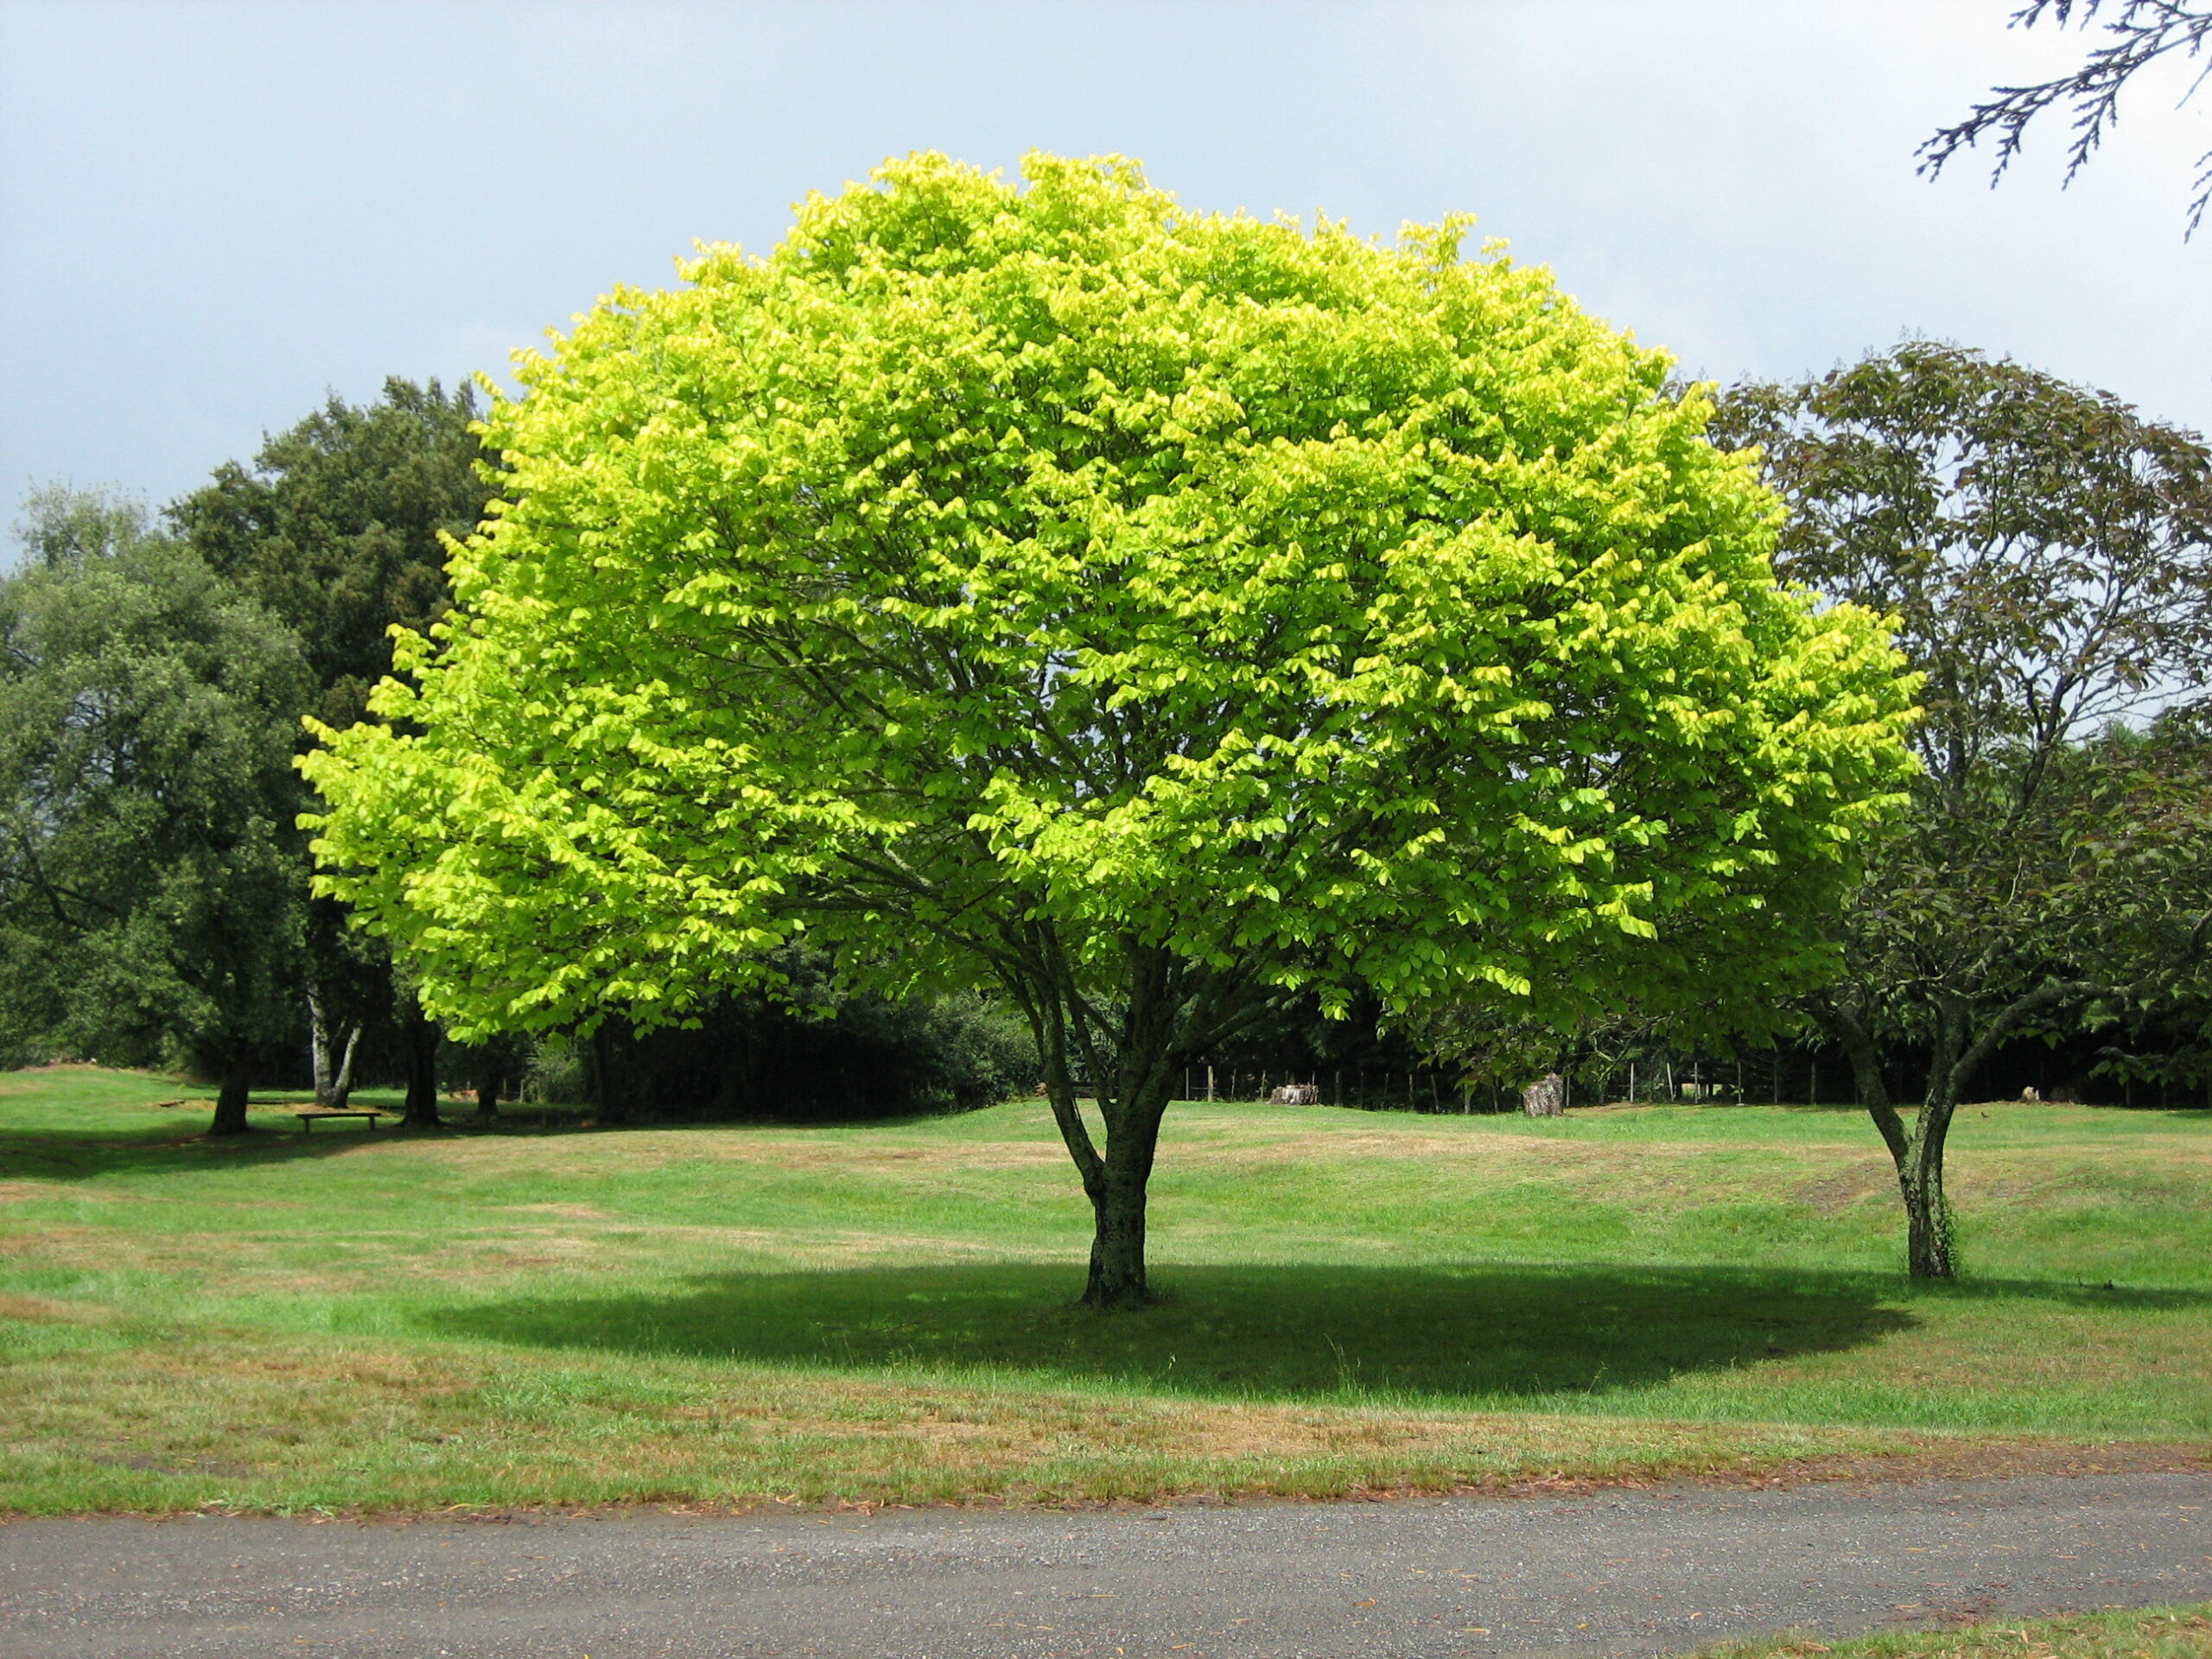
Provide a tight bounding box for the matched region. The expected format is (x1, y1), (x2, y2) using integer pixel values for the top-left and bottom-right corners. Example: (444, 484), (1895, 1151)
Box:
(3, 1473), (2209, 1658)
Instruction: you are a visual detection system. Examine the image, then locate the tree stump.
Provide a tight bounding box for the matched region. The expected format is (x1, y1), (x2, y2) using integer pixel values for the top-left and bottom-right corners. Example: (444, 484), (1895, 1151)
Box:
(1522, 1071), (1566, 1117)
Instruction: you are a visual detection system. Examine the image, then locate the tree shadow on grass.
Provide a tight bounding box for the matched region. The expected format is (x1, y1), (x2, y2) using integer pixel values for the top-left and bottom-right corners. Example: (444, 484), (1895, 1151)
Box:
(435, 1262), (1922, 1404)
(0, 1103), (597, 1181)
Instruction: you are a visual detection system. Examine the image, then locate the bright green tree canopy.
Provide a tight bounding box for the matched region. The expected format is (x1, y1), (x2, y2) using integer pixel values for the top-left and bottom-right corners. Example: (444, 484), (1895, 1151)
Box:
(308, 150), (1916, 1303)
(306, 152), (1912, 1047)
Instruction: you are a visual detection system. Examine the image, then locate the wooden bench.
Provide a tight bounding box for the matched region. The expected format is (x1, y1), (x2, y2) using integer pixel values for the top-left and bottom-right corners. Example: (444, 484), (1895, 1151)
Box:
(294, 1109), (386, 1134)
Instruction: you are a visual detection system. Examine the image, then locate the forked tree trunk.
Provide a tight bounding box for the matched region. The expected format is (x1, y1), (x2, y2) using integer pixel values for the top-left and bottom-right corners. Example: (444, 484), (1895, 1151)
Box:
(1823, 978), (2110, 1284)
(1831, 1002), (1965, 1281)
(1011, 944), (1261, 1310)
(310, 988), (363, 1109)
(1083, 1084), (1172, 1305)
(209, 1056), (252, 1137)
(1031, 1013), (1175, 1308)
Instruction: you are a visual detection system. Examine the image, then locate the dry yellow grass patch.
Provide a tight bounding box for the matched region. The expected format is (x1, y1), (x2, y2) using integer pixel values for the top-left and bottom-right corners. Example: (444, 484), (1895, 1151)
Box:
(10, 1325), (2200, 1516)
(0, 1293), (103, 1323)
(0, 1180), (140, 1205)
(0, 1326), (1961, 1513)
(428, 1126), (1069, 1179)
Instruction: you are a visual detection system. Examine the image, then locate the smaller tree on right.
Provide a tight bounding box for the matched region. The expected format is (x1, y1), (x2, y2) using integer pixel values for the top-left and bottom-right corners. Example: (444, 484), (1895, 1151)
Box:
(1715, 342), (2212, 1278)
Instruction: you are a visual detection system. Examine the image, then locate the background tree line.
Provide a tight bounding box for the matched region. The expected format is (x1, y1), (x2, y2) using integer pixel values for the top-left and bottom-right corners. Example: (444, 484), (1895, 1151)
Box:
(3, 334), (2209, 1290)
(0, 380), (1039, 1126)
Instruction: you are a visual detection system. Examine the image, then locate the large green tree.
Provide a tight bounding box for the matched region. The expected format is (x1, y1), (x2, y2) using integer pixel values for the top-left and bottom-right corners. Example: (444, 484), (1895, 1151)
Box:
(1716, 341), (2212, 1278)
(306, 152), (1914, 1305)
(175, 377), (492, 1122)
(0, 491), (309, 1135)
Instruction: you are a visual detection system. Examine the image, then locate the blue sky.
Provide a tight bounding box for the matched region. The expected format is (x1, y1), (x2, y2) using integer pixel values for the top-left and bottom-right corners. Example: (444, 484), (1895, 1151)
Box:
(3, 0), (2207, 518)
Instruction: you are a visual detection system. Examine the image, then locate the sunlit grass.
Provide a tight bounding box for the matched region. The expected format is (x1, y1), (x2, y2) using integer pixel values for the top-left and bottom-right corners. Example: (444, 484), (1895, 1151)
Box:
(2, 1065), (2207, 1512)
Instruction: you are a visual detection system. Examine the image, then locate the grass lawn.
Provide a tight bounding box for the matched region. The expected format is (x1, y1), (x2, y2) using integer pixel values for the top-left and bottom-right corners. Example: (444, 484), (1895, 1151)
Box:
(1, 1065), (2207, 1513)
(1698, 1604), (2212, 1657)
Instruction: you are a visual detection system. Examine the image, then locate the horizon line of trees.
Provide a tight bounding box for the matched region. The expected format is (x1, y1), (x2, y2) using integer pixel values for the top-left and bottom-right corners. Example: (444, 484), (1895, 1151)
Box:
(3, 330), (2209, 1285)
(0, 384), (1039, 1126)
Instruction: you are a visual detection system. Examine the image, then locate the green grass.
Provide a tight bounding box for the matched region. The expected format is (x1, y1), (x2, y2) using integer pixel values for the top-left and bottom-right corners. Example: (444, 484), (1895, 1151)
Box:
(1696, 1604), (2212, 1657)
(2, 1066), (2208, 1512)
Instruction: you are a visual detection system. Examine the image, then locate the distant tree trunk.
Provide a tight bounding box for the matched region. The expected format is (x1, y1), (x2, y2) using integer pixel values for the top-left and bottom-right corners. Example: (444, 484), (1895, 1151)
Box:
(328, 1024), (361, 1110)
(209, 1054), (252, 1137)
(589, 1024), (629, 1124)
(400, 995), (442, 1129)
(474, 1057), (503, 1121)
(1521, 1071), (1566, 1117)
(308, 988), (333, 1105)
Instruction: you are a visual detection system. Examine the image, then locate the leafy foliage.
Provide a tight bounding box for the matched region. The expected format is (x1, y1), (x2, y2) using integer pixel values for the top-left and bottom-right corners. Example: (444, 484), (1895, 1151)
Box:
(308, 152), (1915, 1300)
(1715, 341), (2212, 1274)
(174, 377), (489, 734)
(0, 491), (309, 1128)
(175, 378), (494, 1097)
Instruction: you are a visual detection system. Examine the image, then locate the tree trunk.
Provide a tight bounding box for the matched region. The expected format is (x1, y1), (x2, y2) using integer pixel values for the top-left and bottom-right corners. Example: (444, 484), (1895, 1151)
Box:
(1024, 996), (1174, 1309)
(1899, 1148), (1955, 1279)
(589, 1024), (630, 1124)
(308, 988), (333, 1106)
(401, 996), (442, 1129)
(329, 1024), (361, 1110)
(474, 1064), (502, 1121)
(1004, 939), (1270, 1310)
(1522, 1071), (1566, 1117)
(1829, 999), (1958, 1281)
(1821, 980), (2103, 1285)
(209, 1055), (251, 1137)
(1086, 1153), (1151, 1307)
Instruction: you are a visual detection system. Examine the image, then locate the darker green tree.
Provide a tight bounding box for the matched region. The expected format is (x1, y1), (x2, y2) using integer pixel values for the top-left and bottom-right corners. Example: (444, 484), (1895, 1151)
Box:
(174, 377), (490, 731)
(175, 378), (493, 1111)
(0, 490), (310, 1134)
(1715, 341), (2212, 1277)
